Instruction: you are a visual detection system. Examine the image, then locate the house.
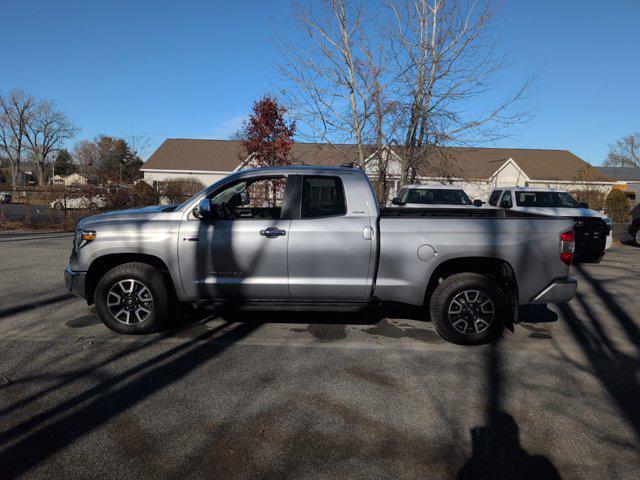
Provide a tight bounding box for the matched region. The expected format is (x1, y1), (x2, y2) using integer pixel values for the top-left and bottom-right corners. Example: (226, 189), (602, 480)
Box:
(596, 167), (640, 206)
(141, 139), (615, 201)
(51, 172), (94, 187)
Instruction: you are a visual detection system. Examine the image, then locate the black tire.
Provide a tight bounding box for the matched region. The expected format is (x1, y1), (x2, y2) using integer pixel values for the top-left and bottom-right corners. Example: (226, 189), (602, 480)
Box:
(429, 272), (508, 346)
(95, 262), (172, 334)
(634, 227), (640, 247)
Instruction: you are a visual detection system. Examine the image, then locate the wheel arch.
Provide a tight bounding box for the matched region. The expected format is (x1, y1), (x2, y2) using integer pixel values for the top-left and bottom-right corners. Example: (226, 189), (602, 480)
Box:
(425, 256), (518, 330)
(85, 253), (175, 305)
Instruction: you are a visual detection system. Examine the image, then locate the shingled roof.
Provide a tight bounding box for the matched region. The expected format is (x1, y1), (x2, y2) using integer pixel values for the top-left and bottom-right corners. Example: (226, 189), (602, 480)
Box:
(596, 167), (640, 181)
(141, 138), (613, 182)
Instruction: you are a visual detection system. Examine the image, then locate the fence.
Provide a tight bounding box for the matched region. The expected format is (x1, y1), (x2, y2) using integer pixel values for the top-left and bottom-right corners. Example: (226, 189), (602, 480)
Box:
(0, 181), (203, 231)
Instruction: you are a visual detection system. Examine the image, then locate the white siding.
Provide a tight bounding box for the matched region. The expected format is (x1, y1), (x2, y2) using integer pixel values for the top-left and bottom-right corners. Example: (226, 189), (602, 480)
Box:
(524, 181), (613, 194)
(143, 170), (229, 188)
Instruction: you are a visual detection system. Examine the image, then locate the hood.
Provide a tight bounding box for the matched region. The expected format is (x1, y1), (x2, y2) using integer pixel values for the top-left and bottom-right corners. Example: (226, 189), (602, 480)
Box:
(514, 206), (606, 219)
(78, 204), (177, 228)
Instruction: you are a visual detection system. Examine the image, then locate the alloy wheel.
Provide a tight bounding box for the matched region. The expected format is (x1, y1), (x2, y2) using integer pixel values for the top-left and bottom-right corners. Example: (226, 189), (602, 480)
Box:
(447, 290), (495, 335)
(107, 279), (154, 325)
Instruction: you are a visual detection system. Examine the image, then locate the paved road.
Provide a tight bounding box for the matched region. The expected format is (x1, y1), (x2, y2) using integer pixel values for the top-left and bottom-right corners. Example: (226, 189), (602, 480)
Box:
(0, 232), (639, 479)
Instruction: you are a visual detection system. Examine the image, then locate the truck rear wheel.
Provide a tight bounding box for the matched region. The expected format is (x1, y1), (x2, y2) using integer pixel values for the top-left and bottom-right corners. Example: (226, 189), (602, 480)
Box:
(95, 262), (171, 334)
(429, 273), (507, 346)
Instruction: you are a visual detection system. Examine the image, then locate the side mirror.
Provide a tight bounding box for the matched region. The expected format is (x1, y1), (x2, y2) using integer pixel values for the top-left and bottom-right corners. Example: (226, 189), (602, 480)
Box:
(194, 198), (212, 219)
(391, 197), (405, 206)
(473, 199), (484, 207)
(579, 202), (589, 209)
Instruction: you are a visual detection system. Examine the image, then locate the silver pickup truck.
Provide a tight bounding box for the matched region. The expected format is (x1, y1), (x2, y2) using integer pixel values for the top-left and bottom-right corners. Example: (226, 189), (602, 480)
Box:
(65, 166), (577, 345)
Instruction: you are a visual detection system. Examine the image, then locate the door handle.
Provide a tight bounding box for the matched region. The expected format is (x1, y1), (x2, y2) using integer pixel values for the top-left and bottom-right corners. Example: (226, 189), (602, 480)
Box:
(260, 227), (286, 238)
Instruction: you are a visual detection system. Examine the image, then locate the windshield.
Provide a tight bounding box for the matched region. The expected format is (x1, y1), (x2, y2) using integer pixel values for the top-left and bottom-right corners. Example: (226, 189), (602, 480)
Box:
(404, 188), (472, 205)
(514, 191), (580, 208)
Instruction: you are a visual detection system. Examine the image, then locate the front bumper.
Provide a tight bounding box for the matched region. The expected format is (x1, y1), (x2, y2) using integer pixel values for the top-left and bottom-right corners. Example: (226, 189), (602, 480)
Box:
(65, 266), (86, 299)
(531, 277), (577, 304)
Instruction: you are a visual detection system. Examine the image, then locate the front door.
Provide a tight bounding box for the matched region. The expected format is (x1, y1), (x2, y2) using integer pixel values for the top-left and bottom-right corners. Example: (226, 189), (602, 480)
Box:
(178, 175), (291, 301)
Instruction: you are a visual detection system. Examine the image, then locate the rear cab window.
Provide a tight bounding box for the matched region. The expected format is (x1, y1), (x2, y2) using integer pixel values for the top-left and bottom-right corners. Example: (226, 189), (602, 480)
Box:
(301, 176), (347, 218)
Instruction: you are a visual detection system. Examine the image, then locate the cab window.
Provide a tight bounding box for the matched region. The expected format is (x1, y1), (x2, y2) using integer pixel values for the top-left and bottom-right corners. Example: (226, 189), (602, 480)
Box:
(488, 190), (502, 206)
(499, 191), (513, 208)
(208, 176), (287, 219)
(301, 176), (346, 218)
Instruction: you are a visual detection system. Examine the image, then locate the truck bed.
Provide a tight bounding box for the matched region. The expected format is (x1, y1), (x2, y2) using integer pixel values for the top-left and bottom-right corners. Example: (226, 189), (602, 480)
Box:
(380, 207), (551, 218)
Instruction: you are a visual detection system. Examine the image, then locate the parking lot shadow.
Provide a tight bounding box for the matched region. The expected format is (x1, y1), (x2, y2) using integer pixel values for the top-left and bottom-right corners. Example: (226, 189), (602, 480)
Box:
(558, 262), (640, 444)
(517, 304), (558, 324)
(0, 321), (261, 479)
(217, 307), (385, 326)
(457, 341), (562, 479)
(0, 293), (74, 319)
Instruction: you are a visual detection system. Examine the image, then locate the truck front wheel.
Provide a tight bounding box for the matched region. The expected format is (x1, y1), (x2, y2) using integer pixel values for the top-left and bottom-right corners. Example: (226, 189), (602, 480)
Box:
(429, 273), (507, 346)
(95, 262), (171, 334)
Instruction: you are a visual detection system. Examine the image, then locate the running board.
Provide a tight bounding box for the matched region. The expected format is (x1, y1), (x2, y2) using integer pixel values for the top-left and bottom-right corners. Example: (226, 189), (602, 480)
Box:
(193, 300), (371, 312)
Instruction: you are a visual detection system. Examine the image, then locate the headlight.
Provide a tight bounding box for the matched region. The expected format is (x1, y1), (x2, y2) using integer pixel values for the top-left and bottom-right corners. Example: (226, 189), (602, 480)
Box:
(75, 229), (96, 250)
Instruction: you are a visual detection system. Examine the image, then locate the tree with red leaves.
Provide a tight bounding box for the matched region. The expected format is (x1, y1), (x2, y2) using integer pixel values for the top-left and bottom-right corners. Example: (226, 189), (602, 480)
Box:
(241, 95), (296, 168)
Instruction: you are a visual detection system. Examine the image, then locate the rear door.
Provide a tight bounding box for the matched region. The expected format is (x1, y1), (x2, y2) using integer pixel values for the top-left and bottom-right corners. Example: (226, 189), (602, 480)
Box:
(287, 174), (374, 301)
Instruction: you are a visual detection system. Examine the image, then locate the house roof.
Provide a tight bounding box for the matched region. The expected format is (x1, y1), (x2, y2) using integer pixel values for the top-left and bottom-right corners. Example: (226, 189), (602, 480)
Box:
(141, 138), (613, 182)
(401, 146), (612, 181)
(596, 167), (640, 181)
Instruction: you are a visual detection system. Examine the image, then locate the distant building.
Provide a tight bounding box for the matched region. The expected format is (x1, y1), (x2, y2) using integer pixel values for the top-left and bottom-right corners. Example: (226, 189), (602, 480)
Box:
(597, 167), (640, 205)
(51, 173), (91, 187)
(141, 138), (615, 201)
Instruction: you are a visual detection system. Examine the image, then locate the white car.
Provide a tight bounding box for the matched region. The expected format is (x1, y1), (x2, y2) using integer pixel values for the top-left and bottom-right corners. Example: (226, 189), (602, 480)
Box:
(488, 187), (613, 262)
(0, 191), (12, 204)
(388, 184), (484, 208)
(51, 195), (107, 211)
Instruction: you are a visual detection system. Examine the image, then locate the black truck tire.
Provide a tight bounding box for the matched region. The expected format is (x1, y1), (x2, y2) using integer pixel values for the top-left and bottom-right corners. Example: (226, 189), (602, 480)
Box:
(95, 262), (171, 334)
(429, 273), (507, 346)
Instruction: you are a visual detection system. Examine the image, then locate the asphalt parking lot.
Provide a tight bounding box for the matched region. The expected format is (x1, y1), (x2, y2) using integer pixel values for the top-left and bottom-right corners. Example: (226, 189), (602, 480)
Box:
(1, 231), (639, 479)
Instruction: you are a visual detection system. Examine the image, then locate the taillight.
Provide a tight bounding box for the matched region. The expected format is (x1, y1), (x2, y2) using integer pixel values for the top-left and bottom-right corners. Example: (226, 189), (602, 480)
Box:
(560, 229), (575, 265)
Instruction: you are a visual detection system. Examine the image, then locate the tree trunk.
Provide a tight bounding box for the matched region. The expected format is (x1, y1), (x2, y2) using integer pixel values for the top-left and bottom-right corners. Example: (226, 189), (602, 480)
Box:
(37, 158), (46, 186)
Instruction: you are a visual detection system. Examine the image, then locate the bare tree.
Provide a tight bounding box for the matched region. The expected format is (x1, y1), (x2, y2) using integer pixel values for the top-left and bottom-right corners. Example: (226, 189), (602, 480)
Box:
(389, 0), (535, 181)
(73, 139), (99, 174)
(277, 0), (380, 168)
(126, 130), (153, 161)
(0, 90), (36, 188)
(277, 0), (535, 183)
(24, 100), (79, 185)
(604, 132), (640, 168)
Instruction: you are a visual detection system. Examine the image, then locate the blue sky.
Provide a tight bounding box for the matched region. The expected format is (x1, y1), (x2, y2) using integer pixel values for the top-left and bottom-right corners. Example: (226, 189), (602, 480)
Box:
(2, 0), (638, 165)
